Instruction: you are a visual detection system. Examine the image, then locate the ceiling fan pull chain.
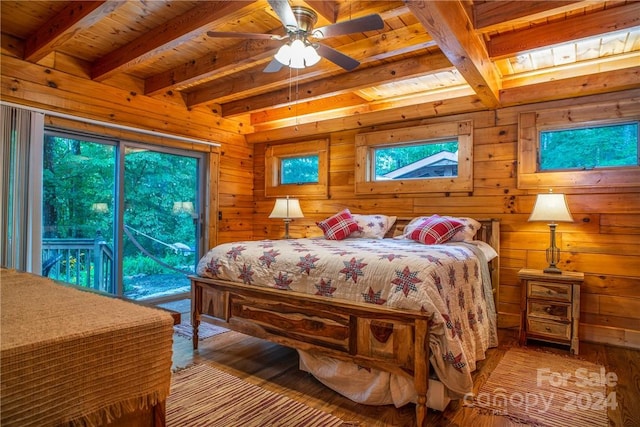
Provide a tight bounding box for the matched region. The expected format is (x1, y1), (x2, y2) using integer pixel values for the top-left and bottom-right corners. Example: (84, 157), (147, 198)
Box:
(294, 68), (300, 131)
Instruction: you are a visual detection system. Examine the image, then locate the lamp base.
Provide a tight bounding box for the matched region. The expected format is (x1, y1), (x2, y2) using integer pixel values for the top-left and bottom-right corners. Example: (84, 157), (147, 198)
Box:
(543, 266), (563, 274)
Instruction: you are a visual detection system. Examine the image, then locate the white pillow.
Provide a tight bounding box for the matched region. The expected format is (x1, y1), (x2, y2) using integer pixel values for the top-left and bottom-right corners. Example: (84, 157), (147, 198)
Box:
(349, 214), (397, 239)
(467, 240), (498, 261)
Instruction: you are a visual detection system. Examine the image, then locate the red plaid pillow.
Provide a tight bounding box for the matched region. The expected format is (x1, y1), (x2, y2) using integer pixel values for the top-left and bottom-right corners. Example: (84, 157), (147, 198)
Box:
(408, 215), (465, 245)
(316, 209), (360, 240)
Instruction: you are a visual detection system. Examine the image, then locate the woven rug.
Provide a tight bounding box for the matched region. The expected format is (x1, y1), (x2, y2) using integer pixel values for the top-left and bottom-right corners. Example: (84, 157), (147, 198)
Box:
(469, 347), (611, 426)
(167, 364), (350, 426)
(173, 320), (228, 340)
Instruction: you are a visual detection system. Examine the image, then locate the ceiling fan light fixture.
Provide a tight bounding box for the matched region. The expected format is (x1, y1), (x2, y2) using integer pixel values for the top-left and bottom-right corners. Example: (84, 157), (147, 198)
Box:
(274, 43), (292, 66)
(289, 53), (305, 69)
(303, 44), (321, 66)
(275, 38), (320, 68)
(289, 39), (305, 68)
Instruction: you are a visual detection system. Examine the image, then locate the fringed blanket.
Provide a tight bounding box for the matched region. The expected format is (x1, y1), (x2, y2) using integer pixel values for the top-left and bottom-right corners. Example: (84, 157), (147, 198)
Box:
(0, 269), (174, 426)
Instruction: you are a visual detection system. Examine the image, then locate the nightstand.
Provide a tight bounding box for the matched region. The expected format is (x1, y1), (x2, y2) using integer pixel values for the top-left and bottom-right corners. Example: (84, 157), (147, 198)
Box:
(518, 268), (584, 354)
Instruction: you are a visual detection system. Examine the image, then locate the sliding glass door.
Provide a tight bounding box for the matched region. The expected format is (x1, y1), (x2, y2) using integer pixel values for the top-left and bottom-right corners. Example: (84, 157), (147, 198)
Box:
(122, 145), (199, 300)
(42, 132), (117, 291)
(42, 130), (205, 302)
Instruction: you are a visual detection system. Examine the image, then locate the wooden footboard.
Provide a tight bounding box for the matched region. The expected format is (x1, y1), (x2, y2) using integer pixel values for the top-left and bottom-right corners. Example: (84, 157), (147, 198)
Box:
(190, 276), (433, 427)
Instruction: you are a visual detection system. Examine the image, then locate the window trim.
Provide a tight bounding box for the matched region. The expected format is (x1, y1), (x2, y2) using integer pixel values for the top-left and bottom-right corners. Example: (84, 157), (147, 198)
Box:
(518, 100), (640, 189)
(265, 139), (328, 198)
(355, 120), (473, 195)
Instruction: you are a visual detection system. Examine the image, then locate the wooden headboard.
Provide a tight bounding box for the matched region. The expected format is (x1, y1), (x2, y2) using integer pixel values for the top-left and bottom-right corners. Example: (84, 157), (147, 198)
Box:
(385, 217), (500, 306)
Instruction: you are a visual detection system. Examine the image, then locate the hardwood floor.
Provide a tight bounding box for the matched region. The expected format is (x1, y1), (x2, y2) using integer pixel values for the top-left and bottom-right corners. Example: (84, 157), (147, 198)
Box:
(172, 325), (640, 426)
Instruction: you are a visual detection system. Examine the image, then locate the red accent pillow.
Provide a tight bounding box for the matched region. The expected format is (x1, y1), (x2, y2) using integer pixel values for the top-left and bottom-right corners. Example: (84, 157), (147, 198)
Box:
(408, 215), (465, 245)
(316, 209), (360, 240)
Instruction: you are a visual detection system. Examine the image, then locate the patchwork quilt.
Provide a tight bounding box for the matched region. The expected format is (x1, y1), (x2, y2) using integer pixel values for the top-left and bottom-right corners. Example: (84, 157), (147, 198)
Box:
(197, 237), (498, 402)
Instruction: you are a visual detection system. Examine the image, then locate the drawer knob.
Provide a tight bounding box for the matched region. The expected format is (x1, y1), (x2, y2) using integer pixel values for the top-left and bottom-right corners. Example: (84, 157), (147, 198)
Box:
(545, 326), (552, 332)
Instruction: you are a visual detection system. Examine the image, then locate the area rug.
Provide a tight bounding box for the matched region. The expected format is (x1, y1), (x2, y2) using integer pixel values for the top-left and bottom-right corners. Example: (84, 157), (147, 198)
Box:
(166, 364), (350, 426)
(173, 320), (228, 340)
(468, 347), (611, 427)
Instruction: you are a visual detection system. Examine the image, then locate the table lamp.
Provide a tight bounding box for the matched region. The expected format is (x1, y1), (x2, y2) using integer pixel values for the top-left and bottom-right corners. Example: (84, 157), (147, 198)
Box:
(269, 196), (304, 239)
(528, 190), (574, 274)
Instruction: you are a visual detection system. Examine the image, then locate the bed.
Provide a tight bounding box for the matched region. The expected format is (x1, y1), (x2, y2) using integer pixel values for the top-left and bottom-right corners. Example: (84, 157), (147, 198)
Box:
(0, 268), (175, 427)
(190, 215), (499, 427)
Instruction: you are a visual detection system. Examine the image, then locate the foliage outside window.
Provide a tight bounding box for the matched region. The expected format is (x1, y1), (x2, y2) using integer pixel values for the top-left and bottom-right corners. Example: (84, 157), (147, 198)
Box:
(355, 121), (473, 194)
(539, 122), (638, 171)
(281, 155), (319, 184)
(518, 99), (640, 189)
(265, 139), (328, 198)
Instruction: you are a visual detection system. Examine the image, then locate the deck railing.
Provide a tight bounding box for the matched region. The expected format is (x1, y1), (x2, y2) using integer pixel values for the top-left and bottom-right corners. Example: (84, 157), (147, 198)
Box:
(42, 235), (114, 293)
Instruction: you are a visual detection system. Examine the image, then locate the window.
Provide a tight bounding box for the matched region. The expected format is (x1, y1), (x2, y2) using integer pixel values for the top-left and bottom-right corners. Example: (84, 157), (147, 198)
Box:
(518, 99), (640, 189)
(281, 155), (319, 184)
(265, 139), (328, 198)
(539, 122), (638, 171)
(373, 141), (459, 180)
(355, 121), (473, 194)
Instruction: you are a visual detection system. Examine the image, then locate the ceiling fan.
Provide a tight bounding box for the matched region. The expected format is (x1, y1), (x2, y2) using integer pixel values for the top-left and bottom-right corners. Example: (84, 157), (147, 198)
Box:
(207, 0), (384, 72)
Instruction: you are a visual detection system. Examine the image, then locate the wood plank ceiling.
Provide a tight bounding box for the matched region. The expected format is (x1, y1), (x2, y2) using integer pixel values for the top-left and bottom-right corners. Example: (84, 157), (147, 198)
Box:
(1, 0), (639, 139)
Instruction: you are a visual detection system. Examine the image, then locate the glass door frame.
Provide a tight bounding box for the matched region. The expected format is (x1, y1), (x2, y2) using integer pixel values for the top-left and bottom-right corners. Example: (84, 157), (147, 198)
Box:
(40, 126), (208, 302)
(116, 140), (207, 303)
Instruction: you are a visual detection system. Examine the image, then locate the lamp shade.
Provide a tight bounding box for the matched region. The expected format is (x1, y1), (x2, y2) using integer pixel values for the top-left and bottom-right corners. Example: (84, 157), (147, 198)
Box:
(269, 197), (304, 219)
(528, 192), (573, 223)
(274, 39), (321, 68)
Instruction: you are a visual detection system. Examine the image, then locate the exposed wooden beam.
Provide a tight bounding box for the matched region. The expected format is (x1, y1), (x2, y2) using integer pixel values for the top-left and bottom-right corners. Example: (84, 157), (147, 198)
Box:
(406, 0), (501, 108)
(185, 22), (437, 107)
(91, 0), (259, 81)
(473, 1), (582, 30)
(24, 1), (123, 63)
(488, 3), (640, 59)
(245, 94), (486, 143)
(250, 85), (475, 131)
(145, 38), (281, 96)
(501, 52), (640, 89)
(222, 52), (454, 116)
(500, 66), (640, 106)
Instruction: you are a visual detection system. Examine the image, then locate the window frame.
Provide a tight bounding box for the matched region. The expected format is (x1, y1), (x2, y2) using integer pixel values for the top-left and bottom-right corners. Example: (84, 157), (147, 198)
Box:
(354, 120), (473, 195)
(265, 139), (329, 198)
(518, 100), (640, 189)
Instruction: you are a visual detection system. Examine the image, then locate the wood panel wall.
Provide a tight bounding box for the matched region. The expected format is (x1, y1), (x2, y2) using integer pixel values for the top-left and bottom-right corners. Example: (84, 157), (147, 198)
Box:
(252, 89), (640, 350)
(2, 48), (638, 350)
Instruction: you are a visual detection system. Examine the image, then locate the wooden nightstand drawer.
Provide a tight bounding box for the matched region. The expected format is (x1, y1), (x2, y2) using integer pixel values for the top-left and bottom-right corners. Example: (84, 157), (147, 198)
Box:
(528, 300), (571, 322)
(519, 268), (584, 354)
(528, 281), (572, 302)
(527, 318), (571, 340)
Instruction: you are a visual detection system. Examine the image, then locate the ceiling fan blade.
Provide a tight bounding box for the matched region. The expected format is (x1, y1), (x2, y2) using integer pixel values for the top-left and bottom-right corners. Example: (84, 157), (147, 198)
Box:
(263, 58), (284, 73)
(316, 43), (359, 71)
(268, 0), (298, 30)
(312, 14), (384, 39)
(207, 31), (282, 40)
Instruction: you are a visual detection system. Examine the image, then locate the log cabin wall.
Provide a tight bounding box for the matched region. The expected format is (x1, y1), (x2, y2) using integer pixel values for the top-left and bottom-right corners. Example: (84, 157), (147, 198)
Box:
(252, 88), (640, 350)
(1, 48), (638, 349)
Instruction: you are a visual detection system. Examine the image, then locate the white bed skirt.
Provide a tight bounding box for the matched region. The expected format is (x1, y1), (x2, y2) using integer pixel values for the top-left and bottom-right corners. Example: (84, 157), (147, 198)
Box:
(298, 350), (451, 411)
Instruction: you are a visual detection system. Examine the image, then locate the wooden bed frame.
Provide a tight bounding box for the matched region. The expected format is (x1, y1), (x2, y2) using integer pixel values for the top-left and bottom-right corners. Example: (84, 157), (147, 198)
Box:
(190, 218), (499, 427)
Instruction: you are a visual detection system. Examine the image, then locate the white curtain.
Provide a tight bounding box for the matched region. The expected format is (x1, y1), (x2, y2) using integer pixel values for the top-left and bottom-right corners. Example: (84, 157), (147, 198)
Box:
(1, 104), (44, 273)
